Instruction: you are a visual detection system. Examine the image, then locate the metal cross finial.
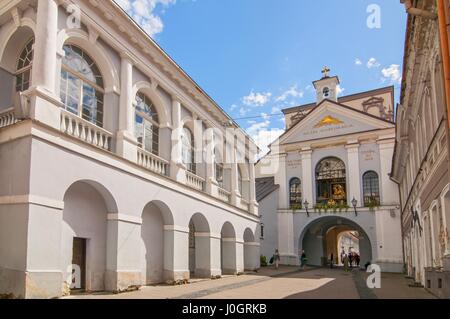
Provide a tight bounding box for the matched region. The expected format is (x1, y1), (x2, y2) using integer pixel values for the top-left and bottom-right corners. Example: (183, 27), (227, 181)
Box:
(322, 66), (330, 77)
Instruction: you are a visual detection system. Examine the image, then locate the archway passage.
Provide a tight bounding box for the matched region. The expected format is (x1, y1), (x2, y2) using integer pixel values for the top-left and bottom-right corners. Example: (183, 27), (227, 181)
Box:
(299, 217), (372, 268)
(243, 228), (259, 271)
(221, 222), (237, 275)
(141, 201), (173, 285)
(188, 213), (211, 278)
(62, 180), (117, 292)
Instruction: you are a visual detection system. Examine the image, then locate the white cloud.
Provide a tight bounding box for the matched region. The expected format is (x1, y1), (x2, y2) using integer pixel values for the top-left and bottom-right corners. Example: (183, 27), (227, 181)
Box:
(271, 106), (281, 114)
(242, 91), (272, 107)
(336, 85), (345, 96)
(381, 64), (402, 84)
(246, 120), (284, 157)
(239, 107), (247, 117)
(275, 84), (304, 103)
(230, 104), (237, 111)
(355, 58), (363, 66)
(367, 57), (381, 69)
(115, 0), (176, 37)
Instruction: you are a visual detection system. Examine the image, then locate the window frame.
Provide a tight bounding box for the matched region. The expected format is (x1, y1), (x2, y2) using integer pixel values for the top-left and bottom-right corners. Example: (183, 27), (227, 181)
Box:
(60, 44), (105, 127)
(15, 37), (34, 92)
(363, 171), (380, 206)
(134, 92), (159, 155)
(289, 177), (303, 208)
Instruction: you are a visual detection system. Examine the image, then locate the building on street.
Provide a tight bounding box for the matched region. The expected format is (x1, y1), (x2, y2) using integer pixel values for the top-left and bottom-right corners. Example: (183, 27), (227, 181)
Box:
(256, 71), (403, 273)
(0, 0), (260, 299)
(392, 0), (450, 298)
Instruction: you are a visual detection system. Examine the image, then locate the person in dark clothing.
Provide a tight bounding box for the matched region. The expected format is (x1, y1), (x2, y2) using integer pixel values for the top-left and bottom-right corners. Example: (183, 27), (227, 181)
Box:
(355, 253), (361, 268)
(330, 253), (334, 268)
(348, 252), (353, 268)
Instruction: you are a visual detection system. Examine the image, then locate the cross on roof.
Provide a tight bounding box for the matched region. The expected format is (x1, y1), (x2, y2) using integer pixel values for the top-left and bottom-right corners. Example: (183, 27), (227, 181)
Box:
(322, 66), (330, 77)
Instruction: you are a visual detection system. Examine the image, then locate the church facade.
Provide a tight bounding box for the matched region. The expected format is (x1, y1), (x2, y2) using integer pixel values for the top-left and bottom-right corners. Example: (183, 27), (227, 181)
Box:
(256, 72), (404, 273)
(0, 0), (260, 298)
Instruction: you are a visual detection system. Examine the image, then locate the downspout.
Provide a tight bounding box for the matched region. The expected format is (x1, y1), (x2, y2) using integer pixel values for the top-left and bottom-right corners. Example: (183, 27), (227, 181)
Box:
(437, 0), (450, 184)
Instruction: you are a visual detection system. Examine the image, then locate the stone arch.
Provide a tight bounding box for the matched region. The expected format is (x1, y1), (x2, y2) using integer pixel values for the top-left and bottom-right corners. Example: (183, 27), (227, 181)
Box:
(61, 180), (118, 292)
(141, 200), (174, 284)
(0, 20), (36, 71)
(57, 28), (119, 93)
(298, 216), (373, 268)
(188, 213), (212, 278)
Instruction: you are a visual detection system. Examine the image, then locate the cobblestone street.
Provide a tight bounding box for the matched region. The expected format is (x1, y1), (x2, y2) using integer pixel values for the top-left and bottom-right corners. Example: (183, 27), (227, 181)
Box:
(63, 266), (435, 299)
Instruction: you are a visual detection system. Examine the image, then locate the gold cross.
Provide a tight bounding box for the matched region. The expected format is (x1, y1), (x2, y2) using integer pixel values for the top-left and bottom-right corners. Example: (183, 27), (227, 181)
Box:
(322, 66), (330, 77)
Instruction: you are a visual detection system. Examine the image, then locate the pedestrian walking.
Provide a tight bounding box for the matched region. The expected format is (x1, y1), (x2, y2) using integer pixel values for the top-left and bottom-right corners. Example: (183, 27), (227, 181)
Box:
(300, 250), (307, 270)
(343, 254), (349, 272)
(330, 253), (334, 269)
(355, 253), (361, 268)
(273, 249), (281, 269)
(348, 252), (353, 268)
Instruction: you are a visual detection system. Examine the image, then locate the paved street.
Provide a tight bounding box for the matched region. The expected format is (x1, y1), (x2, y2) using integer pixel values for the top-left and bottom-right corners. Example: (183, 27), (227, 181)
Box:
(64, 266), (435, 299)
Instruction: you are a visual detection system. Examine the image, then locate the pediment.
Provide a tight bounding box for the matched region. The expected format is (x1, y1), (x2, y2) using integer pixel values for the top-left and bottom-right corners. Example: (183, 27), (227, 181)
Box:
(279, 99), (394, 145)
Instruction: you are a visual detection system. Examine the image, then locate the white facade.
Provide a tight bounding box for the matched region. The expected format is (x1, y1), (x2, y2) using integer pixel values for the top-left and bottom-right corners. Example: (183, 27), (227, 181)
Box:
(257, 74), (403, 272)
(392, 0), (450, 298)
(0, 0), (260, 299)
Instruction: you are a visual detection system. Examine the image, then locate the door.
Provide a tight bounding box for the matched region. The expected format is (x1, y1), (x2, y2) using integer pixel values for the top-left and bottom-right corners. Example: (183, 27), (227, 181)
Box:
(72, 237), (86, 291)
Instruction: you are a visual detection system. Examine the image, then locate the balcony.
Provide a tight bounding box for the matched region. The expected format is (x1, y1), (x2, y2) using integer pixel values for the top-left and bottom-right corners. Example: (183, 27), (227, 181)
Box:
(0, 108), (18, 129)
(218, 187), (231, 203)
(60, 110), (113, 151)
(186, 171), (205, 192)
(137, 148), (169, 176)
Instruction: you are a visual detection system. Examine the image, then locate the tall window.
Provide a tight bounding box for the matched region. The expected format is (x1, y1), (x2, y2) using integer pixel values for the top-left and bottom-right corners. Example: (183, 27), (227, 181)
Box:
(215, 147), (224, 188)
(182, 127), (196, 173)
(60, 45), (104, 127)
(289, 178), (302, 208)
(316, 157), (347, 205)
(16, 38), (34, 92)
(238, 166), (243, 195)
(363, 171), (380, 206)
(134, 92), (159, 155)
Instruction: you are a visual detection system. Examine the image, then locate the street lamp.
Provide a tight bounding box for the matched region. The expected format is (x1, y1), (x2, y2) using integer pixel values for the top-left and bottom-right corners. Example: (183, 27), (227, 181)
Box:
(304, 200), (310, 217)
(351, 197), (358, 216)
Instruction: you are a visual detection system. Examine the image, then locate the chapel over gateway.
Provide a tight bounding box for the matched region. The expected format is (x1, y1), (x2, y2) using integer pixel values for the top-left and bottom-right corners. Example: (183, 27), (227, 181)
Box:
(256, 70), (402, 272)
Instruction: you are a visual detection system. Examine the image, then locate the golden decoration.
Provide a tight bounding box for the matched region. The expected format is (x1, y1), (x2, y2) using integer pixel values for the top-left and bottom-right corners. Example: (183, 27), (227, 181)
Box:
(314, 115), (344, 128)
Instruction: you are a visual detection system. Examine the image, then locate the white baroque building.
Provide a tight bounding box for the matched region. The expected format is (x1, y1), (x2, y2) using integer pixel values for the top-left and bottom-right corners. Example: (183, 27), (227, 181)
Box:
(0, 0), (260, 298)
(256, 72), (404, 273)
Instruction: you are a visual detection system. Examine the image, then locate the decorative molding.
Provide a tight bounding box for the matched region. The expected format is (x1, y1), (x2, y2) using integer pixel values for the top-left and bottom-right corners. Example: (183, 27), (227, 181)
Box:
(107, 213), (142, 225)
(0, 195), (64, 210)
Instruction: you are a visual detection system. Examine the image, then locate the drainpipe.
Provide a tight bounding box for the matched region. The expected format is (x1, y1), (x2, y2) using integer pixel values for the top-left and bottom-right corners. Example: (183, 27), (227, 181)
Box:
(437, 0), (450, 183)
(401, 0), (438, 19)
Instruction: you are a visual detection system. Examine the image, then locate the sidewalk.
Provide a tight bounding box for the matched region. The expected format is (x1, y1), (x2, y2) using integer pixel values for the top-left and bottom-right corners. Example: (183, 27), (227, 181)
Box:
(63, 266), (306, 299)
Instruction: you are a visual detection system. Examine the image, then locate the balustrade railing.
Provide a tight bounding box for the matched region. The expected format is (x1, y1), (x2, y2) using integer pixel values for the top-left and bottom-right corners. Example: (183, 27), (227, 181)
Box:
(60, 109), (112, 151)
(186, 171), (205, 191)
(137, 148), (169, 176)
(0, 108), (18, 128)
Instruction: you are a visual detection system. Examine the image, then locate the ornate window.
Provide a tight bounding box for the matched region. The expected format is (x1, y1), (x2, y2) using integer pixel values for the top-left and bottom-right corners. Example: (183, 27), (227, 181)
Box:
(182, 127), (196, 174)
(16, 38), (34, 92)
(363, 171), (380, 206)
(134, 92), (159, 155)
(215, 147), (224, 188)
(60, 45), (104, 127)
(289, 178), (302, 208)
(316, 157), (347, 205)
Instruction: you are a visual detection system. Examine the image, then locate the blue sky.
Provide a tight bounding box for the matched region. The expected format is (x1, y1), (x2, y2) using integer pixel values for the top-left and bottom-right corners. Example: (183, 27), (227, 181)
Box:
(116, 0), (407, 154)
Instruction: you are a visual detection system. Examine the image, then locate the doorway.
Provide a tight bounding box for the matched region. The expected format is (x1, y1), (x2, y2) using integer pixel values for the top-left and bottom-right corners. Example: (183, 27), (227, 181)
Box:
(71, 237), (86, 291)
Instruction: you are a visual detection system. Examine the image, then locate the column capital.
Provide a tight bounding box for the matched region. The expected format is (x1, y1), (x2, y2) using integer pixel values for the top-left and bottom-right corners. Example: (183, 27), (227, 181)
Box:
(120, 51), (139, 65)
